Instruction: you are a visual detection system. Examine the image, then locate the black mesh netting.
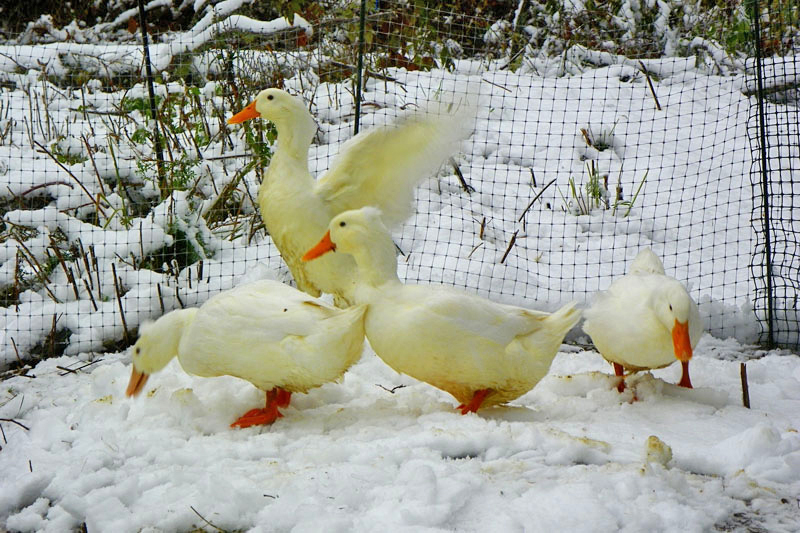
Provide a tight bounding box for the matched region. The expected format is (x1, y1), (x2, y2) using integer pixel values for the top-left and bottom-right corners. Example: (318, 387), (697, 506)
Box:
(0, 0), (797, 368)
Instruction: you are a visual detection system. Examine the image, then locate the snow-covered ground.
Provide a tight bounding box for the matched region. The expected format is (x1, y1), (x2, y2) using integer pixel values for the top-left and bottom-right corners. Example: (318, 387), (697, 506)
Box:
(2, 338), (800, 531)
(1, 11), (799, 533)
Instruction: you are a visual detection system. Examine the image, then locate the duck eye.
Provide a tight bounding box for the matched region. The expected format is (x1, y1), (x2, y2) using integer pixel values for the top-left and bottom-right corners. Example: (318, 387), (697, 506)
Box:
(339, 221), (346, 227)
(135, 347), (141, 355)
(669, 304), (673, 311)
(267, 94), (274, 100)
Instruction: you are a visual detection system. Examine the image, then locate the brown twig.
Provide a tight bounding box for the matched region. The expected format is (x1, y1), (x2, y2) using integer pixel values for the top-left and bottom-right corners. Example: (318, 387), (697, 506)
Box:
(0, 418), (30, 431)
(10, 337), (22, 365)
(450, 157), (474, 194)
(156, 283), (165, 314)
(500, 230), (519, 264)
(12, 253), (20, 312)
(580, 127), (593, 147)
(138, 222), (145, 264)
(90, 245), (102, 295)
(638, 60), (661, 111)
(466, 242), (484, 259)
(82, 134), (107, 197)
(481, 77), (512, 92)
(111, 263), (129, 343)
(33, 141), (105, 216)
(67, 267), (80, 300)
(49, 314), (58, 358)
(82, 279), (98, 311)
(48, 235), (75, 290)
(518, 178), (557, 222)
(175, 285), (185, 309)
(190, 506), (226, 533)
(19, 181), (73, 197)
(78, 240), (92, 289)
(15, 241), (60, 302)
(376, 384), (407, 394)
(57, 361), (98, 376)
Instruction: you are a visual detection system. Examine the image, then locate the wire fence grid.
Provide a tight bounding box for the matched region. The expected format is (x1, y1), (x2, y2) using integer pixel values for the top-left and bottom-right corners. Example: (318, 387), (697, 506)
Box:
(0, 0), (797, 369)
(748, 2), (800, 347)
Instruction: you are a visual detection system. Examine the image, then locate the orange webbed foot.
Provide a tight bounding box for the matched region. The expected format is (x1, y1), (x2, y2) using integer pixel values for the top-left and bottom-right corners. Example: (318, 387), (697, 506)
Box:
(230, 388), (289, 428)
(230, 407), (283, 428)
(458, 389), (491, 415)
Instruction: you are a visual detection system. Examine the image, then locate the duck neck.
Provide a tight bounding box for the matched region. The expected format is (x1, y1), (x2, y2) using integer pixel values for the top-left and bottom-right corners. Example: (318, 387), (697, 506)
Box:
(350, 234), (401, 290)
(271, 112), (316, 165)
(140, 308), (197, 372)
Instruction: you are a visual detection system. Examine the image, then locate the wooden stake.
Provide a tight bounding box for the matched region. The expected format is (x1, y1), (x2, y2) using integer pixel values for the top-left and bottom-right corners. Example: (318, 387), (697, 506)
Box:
(740, 362), (750, 408)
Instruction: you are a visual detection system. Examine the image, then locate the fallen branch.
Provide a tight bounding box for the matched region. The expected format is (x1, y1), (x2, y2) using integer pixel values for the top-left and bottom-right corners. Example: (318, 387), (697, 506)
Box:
(0, 418), (30, 431)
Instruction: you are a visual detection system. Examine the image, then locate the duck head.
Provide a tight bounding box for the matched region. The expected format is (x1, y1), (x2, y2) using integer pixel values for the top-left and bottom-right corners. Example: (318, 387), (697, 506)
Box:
(302, 207), (400, 288)
(302, 207), (387, 261)
(125, 311), (186, 397)
(227, 88), (310, 125)
(653, 283), (697, 388)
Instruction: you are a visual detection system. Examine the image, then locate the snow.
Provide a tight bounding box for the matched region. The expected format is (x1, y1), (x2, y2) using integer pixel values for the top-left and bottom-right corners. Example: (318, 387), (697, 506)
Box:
(1, 338), (799, 531)
(0, 7), (799, 533)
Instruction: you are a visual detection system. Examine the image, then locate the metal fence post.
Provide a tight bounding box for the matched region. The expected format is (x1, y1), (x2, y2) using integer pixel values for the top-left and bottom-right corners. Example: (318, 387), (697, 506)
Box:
(749, 0), (775, 346)
(354, 0), (367, 135)
(137, 0), (166, 190)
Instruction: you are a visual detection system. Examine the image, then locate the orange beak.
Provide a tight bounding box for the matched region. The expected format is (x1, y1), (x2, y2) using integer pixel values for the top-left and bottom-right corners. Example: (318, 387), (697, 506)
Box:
(126, 367), (150, 397)
(672, 319), (692, 362)
(302, 230), (336, 261)
(227, 100), (260, 124)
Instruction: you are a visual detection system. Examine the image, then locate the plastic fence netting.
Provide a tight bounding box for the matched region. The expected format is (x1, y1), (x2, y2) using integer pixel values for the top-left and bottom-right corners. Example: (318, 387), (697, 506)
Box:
(748, 2), (800, 346)
(0, 0), (796, 368)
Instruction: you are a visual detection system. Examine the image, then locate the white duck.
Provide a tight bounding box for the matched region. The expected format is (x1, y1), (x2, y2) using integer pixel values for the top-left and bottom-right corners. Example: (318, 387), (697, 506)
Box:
(582, 248), (703, 391)
(302, 207), (581, 413)
(228, 88), (471, 307)
(126, 280), (366, 428)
